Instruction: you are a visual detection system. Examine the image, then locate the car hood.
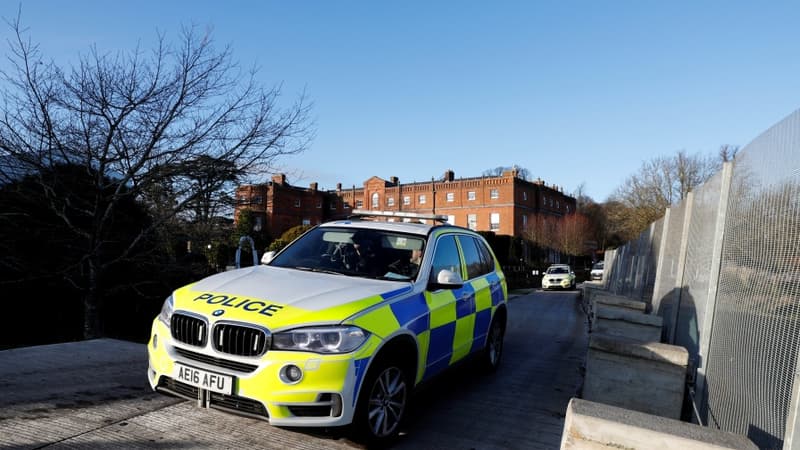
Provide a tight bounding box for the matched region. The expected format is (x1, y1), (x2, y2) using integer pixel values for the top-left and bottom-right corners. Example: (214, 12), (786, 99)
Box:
(172, 265), (412, 330)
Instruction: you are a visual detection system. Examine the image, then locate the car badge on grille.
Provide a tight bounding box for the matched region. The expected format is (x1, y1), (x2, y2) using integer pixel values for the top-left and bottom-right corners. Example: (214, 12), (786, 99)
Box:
(212, 309), (225, 317)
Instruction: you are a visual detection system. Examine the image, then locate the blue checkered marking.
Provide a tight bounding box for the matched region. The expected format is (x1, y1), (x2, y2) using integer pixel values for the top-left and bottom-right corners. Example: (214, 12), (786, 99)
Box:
(455, 282), (476, 319)
(389, 293), (428, 328)
(487, 272), (505, 306)
(389, 294), (431, 334)
(352, 357), (371, 406)
(381, 286), (413, 300)
(425, 354), (452, 380)
(424, 322), (456, 381)
(470, 308), (493, 354)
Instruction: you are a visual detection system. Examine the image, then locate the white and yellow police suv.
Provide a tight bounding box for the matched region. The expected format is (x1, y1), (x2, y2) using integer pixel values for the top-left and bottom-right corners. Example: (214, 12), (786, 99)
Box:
(148, 210), (507, 444)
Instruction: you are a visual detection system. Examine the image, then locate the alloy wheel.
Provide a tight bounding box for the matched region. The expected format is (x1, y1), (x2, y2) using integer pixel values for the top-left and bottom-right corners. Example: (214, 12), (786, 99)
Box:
(367, 366), (407, 438)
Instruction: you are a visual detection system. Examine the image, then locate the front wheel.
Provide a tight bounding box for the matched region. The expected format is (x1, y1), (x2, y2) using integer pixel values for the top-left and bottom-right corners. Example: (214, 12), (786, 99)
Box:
(353, 359), (411, 446)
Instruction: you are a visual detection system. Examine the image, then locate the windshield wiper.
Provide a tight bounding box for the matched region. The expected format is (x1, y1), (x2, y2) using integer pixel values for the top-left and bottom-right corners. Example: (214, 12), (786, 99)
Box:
(292, 266), (345, 276)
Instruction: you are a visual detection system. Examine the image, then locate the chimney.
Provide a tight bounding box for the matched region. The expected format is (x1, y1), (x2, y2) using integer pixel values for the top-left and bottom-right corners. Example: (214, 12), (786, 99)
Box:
(444, 170), (455, 182)
(390, 176), (399, 185)
(272, 173), (286, 185)
(310, 182), (318, 192)
(336, 183), (342, 192)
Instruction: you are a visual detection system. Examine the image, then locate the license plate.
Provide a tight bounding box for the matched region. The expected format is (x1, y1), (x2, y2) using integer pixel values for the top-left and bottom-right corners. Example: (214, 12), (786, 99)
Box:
(174, 363), (234, 395)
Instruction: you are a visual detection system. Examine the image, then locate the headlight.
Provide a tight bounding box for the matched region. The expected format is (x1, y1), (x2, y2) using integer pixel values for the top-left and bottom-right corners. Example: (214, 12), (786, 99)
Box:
(272, 326), (369, 354)
(157, 295), (174, 326)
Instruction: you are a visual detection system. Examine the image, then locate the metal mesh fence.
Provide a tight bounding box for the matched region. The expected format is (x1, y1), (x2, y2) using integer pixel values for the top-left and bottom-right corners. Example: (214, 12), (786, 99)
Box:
(674, 170), (724, 370)
(652, 201), (687, 340)
(703, 111), (800, 448)
(640, 218), (664, 308)
(600, 110), (800, 448)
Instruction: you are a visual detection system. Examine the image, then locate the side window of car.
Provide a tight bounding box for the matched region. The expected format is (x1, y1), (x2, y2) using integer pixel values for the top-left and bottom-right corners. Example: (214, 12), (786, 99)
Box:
(456, 235), (484, 280)
(430, 235), (462, 280)
(475, 237), (496, 274)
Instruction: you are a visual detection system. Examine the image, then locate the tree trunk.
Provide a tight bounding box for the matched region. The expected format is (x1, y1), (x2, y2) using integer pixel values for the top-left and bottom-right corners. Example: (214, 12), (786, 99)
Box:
(83, 260), (102, 339)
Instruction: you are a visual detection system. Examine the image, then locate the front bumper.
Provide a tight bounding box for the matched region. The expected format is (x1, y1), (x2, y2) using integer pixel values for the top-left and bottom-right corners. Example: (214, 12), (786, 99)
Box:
(542, 278), (572, 289)
(147, 319), (376, 427)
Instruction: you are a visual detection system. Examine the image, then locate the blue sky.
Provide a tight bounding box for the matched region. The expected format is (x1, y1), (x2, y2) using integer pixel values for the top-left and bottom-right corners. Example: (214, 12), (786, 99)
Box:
(2, 1), (799, 201)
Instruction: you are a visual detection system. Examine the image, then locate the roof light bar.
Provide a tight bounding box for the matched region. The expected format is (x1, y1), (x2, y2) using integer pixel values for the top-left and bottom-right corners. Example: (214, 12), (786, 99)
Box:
(350, 209), (450, 223)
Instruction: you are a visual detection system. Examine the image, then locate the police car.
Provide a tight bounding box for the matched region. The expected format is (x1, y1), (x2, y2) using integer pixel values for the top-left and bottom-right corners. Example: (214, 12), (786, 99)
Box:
(147, 210), (508, 444)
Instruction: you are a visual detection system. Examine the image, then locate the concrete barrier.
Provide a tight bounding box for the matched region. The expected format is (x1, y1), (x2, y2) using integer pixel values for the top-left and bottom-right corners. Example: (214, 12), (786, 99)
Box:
(561, 398), (757, 449)
(593, 306), (663, 343)
(583, 288), (647, 331)
(582, 334), (688, 419)
(593, 292), (647, 313)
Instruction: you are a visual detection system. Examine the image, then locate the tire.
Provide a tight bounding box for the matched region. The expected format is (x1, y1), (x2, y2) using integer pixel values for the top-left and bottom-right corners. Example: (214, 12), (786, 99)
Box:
(480, 318), (505, 372)
(353, 357), (411, 446)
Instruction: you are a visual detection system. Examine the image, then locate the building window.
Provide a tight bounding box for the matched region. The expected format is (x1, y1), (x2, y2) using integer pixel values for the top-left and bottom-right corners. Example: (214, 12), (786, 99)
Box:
(403, 196), (411, 205)
(344, 202), (351, 209)
(237, 195), (248, 205)
(447, 215), (455, 225)
(371, 193), (379, 209)
(302, 219), (311, 226)
(468, 191), (476, 201)
(467, 214), (477, 230)
(523, 191), (527, 201)
(387, 197), (395, 207)
(556, 200), (560, 209)
(490, 213), (500, 230)
(294, 199), (301, 207)
(490, 189), (499, 199)
(252, 195), (263, 204)
(316, 201), (322, 208)
(522, 214), (527, 228)
(356, 200), (363, 208)
(566, 205), (570, 213)
(419, 194), (426, 204)
(446, 192), (455, 202)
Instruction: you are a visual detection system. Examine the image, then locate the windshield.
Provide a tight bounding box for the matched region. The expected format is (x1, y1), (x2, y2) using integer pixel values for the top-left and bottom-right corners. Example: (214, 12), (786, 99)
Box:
(593, 262), (604, 270)
(547, 266), (570, 274)
(269, 227), (426, 281)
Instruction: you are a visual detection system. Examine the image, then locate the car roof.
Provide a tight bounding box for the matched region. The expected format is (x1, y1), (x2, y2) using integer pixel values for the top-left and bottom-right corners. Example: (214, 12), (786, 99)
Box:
(548, 264), (571, 268)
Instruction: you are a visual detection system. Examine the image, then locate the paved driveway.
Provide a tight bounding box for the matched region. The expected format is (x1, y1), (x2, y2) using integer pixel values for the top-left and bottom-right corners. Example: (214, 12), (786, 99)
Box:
(0, 290), (588, 449)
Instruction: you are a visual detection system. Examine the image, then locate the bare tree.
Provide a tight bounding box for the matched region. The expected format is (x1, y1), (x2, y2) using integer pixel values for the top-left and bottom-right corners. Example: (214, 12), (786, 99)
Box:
(558, 213), (590, 257)
(0, 19), (313, 338)
(610, 150), (719, 238)
(482, 164), (531, 180)
(719, 144), (739, 162)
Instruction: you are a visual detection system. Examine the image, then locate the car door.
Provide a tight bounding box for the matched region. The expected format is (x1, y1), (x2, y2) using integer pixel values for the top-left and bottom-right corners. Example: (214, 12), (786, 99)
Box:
(423, 234), (464, 379)
(453, 235), (494, 361)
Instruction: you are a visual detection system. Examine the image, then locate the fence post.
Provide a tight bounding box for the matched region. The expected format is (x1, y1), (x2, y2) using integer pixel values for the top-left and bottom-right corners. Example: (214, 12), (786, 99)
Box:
(667, 192), (694, 344)
(694, 161), (733, 422)
(650, 207), (671, 311)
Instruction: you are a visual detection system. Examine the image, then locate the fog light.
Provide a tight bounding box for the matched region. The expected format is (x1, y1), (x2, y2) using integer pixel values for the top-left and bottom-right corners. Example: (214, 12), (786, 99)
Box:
(280, 364), (303, 384)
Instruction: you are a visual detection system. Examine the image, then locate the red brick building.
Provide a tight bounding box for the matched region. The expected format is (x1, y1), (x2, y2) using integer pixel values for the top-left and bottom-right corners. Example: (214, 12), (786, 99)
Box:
(235, 169), (576, 240)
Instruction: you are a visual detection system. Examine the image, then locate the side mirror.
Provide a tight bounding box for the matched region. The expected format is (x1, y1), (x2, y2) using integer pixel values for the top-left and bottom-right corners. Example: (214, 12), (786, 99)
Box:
(261, 251), (276, 265)
(428, 269), (463, 290)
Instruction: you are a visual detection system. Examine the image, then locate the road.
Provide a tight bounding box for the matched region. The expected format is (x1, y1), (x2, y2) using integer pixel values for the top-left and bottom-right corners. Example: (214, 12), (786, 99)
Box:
(0, 289), (588, 449)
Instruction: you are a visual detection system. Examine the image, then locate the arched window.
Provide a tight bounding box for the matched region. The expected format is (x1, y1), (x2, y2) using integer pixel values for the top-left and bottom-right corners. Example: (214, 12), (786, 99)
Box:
(371, 192), (380, 209)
